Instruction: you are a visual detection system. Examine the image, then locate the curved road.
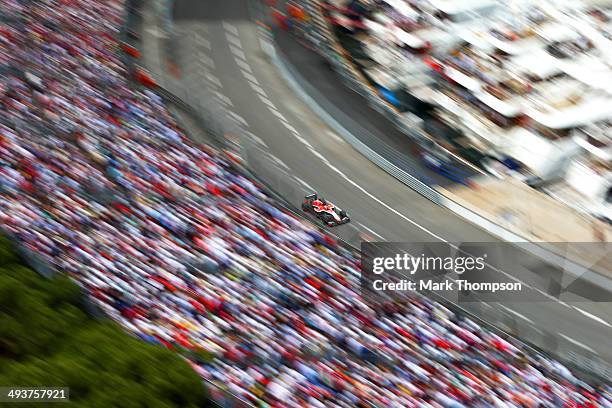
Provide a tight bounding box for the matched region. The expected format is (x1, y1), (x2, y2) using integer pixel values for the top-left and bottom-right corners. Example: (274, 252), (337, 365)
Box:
(166, 0), (612, 378)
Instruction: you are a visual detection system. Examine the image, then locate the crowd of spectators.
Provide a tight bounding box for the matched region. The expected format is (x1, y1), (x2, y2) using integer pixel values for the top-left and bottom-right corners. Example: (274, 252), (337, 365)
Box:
(0, 0), (611, 406)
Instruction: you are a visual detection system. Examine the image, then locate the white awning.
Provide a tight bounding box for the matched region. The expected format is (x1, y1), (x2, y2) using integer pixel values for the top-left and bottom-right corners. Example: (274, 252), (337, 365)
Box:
(428, 0), (497, 16)
(487, 35), (543, 55)
(565, 160), (612, 199)
(393, 26), (428, 48)
(504, 128), (577, 177)
(559, 57), (612, 95)
(444, 66), (482, 92)
(474, 91), (522, 117)
(383, 0), (419, 19)
(364, 19), (391, 37)
(574, 135), (612, 161)
(365, 67), (401, 90)
(526, 95), (612, 129)
(510, 49), (562, 79)
(536, 21), (581, 42)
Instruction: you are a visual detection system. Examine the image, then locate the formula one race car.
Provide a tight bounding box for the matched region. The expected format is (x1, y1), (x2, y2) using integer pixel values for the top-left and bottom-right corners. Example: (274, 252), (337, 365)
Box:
(302, 193), (350, 227)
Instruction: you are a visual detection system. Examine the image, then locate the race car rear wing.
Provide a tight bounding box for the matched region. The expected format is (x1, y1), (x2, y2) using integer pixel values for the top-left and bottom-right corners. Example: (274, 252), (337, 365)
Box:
(304, 193), (317, 200)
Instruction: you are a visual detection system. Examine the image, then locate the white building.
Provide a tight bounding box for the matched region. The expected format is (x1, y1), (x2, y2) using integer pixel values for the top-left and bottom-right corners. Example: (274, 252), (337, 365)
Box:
(548, 122), (612, 220)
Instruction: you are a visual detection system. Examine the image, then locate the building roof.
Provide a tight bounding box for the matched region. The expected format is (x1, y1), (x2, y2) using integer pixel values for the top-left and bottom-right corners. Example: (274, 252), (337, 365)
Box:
(475, 91), (523, 117)
(428, 0), (498, 16)
(526, 93), (612, 129)
(535, 21), (582, 42)
(510, 48), (563, 79)
(444, 66), (482, 91)
(503, 127), (579, 176)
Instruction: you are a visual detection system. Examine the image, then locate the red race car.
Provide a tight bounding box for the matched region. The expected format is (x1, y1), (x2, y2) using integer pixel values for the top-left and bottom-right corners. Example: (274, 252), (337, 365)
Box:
(302, 193), (350, 227)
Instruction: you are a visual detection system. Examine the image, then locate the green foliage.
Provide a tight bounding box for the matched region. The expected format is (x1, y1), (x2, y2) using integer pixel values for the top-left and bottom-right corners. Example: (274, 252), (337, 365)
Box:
(0, 238), (211, 407)
(0, 235), (19, 267)
(184, 348), (216, 365)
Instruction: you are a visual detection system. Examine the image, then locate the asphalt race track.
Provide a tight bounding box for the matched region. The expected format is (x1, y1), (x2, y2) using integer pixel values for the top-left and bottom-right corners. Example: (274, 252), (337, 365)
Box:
(170, 0), (612, 378)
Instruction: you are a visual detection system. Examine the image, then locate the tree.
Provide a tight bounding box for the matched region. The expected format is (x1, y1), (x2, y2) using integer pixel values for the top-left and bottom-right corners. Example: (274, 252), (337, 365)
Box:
(0, 237), (211, 407)
(0, 236), (19, 267)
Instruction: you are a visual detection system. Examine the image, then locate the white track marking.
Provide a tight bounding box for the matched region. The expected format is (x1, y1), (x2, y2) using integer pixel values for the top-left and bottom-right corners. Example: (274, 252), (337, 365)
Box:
(499, 304), (535, 324)
(226, 111), (248, 127)
(225, 32), (242, 47)
(200, 54), (215, 69)
(269, 108), (287, 122)
(242, 71), (259, 85)
(205, 73), (222, 88)
(325, 130), (343, 142)
(222, 21), (238, 35)
(572, 307), (612, 328)
(213, 92), (233, 107)
(250, 82), (267, 96)
(294, 135), (314, 149)
(145, 27), (164, 37)
(242, 131), (267, 146)
(236, 59), (252, 72)
(238, 89), (593, 313)
(357, 222), (386, 240)
(558, 333), (597, 354)
(197, 37), (211, 50)
(271, 156), (289, 169)
(257, 94), (276, 109)
(296, 177), (315, 191)
(248, 133), (267, 147)
(230, 44), (246, 60)
(282, 122), (298, 134)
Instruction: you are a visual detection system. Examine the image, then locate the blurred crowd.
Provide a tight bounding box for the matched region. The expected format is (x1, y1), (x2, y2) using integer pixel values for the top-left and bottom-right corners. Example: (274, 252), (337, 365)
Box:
(0, 0), (611, 406)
